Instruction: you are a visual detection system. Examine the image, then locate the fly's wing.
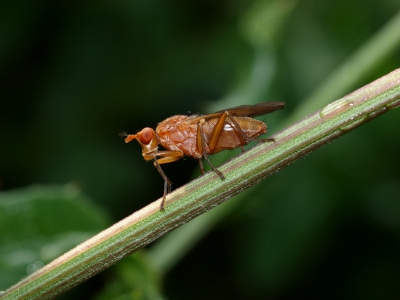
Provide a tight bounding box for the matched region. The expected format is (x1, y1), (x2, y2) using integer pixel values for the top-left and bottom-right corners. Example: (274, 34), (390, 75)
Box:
(187, 102), (285, 123)
(218, 102), (285, 117)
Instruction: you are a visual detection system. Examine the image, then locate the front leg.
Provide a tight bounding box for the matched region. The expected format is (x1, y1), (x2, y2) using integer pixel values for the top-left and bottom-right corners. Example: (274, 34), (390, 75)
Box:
(152, 150), (184, 210)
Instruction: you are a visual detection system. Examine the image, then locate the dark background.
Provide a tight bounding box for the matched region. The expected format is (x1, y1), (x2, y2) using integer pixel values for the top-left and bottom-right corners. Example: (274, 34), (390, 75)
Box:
(1, 0), (400, 299)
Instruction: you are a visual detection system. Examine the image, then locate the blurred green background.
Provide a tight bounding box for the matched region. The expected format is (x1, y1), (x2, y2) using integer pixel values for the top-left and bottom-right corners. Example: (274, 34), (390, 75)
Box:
(1, 0), (400, 299)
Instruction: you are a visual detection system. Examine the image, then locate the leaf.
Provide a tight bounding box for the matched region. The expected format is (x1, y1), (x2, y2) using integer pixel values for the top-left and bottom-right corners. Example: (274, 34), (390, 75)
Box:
(0, 184), (111, 290)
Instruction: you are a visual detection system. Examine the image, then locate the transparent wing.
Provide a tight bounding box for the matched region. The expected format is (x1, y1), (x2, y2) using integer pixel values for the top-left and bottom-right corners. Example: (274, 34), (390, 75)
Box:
(187, 102), (285, 123)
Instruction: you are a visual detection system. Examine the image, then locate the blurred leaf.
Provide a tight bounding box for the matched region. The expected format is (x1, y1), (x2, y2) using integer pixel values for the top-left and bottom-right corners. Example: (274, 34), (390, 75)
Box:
(240, 0), (297, 47)
(94, 252), (164, 300)
(235, 163), (335, 293)
(0, 184), (111, 290)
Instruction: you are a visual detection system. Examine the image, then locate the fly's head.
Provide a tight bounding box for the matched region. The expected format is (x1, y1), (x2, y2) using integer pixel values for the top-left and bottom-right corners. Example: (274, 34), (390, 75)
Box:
(122, 127), (159, 160)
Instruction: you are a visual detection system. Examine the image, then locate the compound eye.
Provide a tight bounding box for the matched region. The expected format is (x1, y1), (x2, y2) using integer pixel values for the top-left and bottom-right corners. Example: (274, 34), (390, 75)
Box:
(139, 127), (153, 144)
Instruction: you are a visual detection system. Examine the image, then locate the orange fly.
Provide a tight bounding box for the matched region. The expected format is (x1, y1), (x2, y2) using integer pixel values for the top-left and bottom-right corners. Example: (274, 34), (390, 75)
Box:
(121, 102), (285, 209)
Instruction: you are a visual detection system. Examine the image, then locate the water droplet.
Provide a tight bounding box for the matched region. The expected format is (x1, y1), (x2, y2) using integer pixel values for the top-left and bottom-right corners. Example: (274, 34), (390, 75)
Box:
(368, 106), (387, 119)
(339, 113), (368, 132)
(26, 261), (44, 275)
(320, 98), (354, 120)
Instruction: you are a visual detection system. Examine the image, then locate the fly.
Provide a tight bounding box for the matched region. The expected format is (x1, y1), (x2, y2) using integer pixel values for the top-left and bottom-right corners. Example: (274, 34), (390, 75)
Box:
(121, 102), (285, 209)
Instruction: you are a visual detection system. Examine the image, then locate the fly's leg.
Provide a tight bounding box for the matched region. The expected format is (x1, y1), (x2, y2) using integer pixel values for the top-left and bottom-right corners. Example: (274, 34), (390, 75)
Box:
(153, 150), (184, 210)
(197, 154), (223, 179)
(197, 120), (225, 180)
(153, 159), (172, 210)
(207, 111), (257, 152)
(224, 111), (274, 144)
(198, 158), (205, 175)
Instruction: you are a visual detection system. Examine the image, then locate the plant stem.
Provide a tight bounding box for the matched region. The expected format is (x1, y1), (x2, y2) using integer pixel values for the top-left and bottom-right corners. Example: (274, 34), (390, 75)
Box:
(149, 8), (400, 275)
(2, 69), (400, 300)
(291, 10), (400, 123)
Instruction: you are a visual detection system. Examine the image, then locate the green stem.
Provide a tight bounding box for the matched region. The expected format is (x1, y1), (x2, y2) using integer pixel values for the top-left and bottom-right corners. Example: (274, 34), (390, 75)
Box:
(150, 10), (400, 272)
(291, 10), (400, 123)
(2, 69), (400, 300)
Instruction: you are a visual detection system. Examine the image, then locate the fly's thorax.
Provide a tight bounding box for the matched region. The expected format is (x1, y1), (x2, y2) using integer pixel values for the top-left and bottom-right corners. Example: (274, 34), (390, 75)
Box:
(156, 115), (188, 146)
(156, 115), (200, 158)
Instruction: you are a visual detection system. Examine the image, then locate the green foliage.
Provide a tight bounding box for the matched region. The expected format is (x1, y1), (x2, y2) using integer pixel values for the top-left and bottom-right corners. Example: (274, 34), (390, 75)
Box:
(93, 252), (163, 300)
(0, 185), (110, 291)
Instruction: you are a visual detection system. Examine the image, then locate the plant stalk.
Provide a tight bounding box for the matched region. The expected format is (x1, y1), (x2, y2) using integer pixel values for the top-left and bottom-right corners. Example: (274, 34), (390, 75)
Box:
(2, 69), (400, 300)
